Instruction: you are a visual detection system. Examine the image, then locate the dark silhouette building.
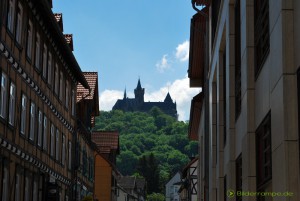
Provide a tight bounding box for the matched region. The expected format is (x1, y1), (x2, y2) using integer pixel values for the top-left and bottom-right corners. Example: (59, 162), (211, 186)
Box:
(113, 79), (178, 119)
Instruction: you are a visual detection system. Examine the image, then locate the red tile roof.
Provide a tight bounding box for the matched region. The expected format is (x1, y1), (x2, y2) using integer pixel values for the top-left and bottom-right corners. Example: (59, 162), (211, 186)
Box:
(77, 72), (98, 102)
(92, 131), (119, 154)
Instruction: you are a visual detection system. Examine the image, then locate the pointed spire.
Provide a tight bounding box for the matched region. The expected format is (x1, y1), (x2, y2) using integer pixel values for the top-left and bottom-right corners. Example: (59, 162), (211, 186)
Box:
(123, 88), (127, 99)
(164, 92), (173, 103)
(136, 78), (142, 90)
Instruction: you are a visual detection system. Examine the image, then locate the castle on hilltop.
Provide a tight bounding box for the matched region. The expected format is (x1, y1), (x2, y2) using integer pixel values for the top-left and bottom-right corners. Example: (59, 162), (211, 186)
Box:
(112, 79), (178, 119)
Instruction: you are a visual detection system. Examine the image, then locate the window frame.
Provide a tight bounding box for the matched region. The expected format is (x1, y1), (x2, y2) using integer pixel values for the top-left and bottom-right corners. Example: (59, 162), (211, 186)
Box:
(37, 109), (43, 147)
(8, 81), (16, 126)
(43, 115), (48, 151)
(35, 33), (41, 70)
(254, 0), (270, 77)
(256, 112), (272, 190)
(47, 52), (52, 86)
(15, 2), (23, 45)
(20, 93), (27, 135)
(42, 44), (48, 79)
(62, 134), (66, 166)
(55, 129), (60, 161)
(26, 19), (33, 60)
(0, 72), (8, 119)
(29, 101), (36, 142)
(7, 0), (16, 33)
(50, 124), (55, 157)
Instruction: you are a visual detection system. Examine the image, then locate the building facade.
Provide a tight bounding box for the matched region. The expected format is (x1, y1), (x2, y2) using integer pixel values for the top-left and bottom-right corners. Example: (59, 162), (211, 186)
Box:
(75, 72), (100, 200)
(188, 0), (300, 201)
(165, 172), (181, 201)
(113, 79), (178, 119)
(92, 131), (120, 201)
(0, 0), (90, 200)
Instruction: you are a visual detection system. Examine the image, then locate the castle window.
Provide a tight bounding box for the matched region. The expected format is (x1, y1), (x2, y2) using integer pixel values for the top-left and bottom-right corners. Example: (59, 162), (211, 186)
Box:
(26, 20), (33, 59)
(43, 115), (48, 151)
(15, 3), (23, 45)
(42, 44), (48, 79)
(8, 82), (16, 126)
(37, 110), (43, 147)
(0, 72), (7, 119)
(35, 33), (41, 70)
(20, 94), (27, 135)
(24, 173), (31, 201)
(29, 102), (36, 141)
(254, 0), (270, 76)
(7, 0), (15, 33)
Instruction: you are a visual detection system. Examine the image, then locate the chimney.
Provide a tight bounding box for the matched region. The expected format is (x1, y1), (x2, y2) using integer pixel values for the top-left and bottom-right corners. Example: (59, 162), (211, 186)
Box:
(54, 13), (63, 32)
(64, 34), (74, 51)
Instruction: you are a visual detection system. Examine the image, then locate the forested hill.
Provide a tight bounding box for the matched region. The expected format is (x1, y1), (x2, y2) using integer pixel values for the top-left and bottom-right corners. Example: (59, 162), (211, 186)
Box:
(94, 107), (198, 193)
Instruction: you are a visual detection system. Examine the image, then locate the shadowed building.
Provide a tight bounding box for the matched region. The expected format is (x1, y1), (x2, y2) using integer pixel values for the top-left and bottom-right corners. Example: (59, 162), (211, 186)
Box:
(113, 79), (178, 119)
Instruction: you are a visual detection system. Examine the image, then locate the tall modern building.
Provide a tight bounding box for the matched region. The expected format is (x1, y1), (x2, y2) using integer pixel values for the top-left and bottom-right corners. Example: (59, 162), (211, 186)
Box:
(188, 0), (300, 200)
(113, 79), (178, 119)
(0, 0), (94, 200)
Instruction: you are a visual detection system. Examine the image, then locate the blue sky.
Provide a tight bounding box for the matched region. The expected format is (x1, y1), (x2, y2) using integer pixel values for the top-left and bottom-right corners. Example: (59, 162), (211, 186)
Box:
(53, 1), (200, 120)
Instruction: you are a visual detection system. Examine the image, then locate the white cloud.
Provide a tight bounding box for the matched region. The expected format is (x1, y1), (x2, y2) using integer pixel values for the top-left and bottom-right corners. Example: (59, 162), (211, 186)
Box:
(99, 90), (123, 111)
(156, 54), (171, 73)
(175, 40), (189, 62)
(99, 75), (200, 121)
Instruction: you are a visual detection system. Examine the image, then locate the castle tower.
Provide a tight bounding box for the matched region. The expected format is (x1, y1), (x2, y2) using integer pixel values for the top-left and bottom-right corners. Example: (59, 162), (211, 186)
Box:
(134, 78), (145, 104)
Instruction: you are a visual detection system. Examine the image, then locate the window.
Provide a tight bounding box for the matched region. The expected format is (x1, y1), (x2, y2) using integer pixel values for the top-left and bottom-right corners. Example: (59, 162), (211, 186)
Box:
(59, 71), (64, 101)
(15, 172), (21, 201)
(20, 94), (27, 135)
(235, 0), (242, 118)
(7, 0), (15, 33)
(2, 165), (9, 201)
(54, 64), (59, 95)
(8, 82), (16, 125)
(256, 112), (271, 193)
(26, 20), (33, 59)
(50, 124), (55, 157)
(24, 174), (31, 201)
(42, 44), (48, 79)
(0, 73), (7, 119)
(47, 52), (52, 85)
(236, 154), (242, 201)
(32, 178), (38, 201)
(43, 115), (48, 151)
(56, 129), (60, 161)
(15, 3), (23, 44)
(68, 141), (72, 169)
(254, 0), (270, 76)
(35, 33), (41, 69)
(62, 135), (65, 165)
(37, 110), (43, 147)
(65, 81), (69, 108)
(29, 102), (36, 141)
(71, 89), (75, 116)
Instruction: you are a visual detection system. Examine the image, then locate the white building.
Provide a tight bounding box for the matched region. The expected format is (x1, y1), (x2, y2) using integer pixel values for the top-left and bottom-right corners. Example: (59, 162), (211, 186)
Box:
(165, 172), (181, 201)
(188, 0), (300, 200)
